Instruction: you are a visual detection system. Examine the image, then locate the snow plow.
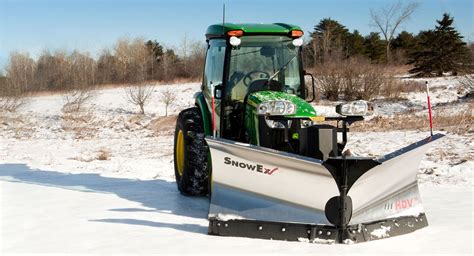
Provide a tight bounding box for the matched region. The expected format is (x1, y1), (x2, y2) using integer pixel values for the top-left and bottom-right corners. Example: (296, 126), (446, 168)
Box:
(173, 23), (444, 244)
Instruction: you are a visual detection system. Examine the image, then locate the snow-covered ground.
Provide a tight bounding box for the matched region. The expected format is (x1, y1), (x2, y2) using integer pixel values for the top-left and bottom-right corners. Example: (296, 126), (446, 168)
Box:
(1, 168), (471, 255)
(0, 79), (472, 255)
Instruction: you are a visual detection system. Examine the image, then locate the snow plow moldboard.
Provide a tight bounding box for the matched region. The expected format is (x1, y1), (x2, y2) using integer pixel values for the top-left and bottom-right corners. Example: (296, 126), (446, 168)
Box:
(205, 134), (444, 244)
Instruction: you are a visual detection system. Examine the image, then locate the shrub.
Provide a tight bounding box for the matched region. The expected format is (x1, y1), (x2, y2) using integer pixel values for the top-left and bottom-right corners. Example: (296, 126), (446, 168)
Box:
(313, 57), (385, 101)
(125, 83), (154, 114)
(313, 59), (345, 100)
(62, 90), (95, 113)
(0, 97), (27, 112)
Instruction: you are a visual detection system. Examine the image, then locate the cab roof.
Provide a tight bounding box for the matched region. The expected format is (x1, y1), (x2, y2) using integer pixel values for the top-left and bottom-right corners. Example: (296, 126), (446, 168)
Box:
(205, 23), (302, 39)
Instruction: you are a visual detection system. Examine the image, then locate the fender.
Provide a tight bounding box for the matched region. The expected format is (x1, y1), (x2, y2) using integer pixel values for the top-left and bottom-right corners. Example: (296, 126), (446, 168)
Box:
(195, 92), (212, 136)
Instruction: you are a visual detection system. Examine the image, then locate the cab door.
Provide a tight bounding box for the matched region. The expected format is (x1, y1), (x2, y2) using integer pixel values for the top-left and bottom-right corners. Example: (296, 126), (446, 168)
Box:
(202, 39), (226, 137)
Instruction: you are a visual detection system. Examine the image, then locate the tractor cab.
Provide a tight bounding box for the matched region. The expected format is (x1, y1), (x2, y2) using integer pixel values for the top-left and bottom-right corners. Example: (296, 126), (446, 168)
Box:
(201, 23), (311, 143)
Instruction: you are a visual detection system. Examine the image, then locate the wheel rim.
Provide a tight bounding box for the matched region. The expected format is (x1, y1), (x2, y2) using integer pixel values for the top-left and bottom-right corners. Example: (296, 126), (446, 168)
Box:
(176, 130), (185, 176)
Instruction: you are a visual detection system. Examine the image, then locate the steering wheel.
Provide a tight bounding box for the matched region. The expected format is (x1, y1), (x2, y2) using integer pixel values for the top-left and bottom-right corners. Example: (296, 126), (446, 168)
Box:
(243, 71), (270, 86)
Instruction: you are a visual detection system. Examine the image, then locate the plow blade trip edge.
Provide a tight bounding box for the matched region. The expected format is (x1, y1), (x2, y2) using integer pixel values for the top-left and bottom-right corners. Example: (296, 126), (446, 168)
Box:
(205, 134), (444, 243)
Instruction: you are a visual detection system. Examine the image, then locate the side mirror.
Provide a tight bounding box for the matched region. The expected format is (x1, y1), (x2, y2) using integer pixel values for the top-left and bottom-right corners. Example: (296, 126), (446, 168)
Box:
(304, 71), (316, 103)
(214, 84), (223, 100)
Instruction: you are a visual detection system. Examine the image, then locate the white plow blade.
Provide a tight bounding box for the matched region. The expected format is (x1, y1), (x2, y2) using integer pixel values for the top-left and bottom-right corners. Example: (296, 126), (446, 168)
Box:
(206, 137), (338, 225)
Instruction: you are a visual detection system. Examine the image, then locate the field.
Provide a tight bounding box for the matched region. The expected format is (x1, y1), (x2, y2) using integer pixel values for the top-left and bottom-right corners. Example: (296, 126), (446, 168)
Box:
(0, 78), (472, 255)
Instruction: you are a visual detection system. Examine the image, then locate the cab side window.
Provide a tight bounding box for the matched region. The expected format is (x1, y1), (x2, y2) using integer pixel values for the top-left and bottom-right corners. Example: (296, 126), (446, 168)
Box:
(203, 39), (226, 97)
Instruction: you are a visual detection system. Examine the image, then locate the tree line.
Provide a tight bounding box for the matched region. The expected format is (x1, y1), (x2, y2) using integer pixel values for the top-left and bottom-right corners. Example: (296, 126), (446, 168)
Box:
(1, 2), (473, 97)
(303, 13), (473, 76)
(1, 37), (205, 96)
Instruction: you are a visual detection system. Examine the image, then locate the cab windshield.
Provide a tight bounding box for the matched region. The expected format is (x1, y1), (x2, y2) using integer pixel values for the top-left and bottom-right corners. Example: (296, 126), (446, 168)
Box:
(226, 35), (302, 102)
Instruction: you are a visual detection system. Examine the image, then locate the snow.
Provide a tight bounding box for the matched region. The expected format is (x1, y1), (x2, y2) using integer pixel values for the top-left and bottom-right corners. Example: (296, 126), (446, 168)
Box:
(1, 170), (472, 254)
(370, 225), (392, 239)
(0, 78), (473, 254)
(212, 213), (246, 221)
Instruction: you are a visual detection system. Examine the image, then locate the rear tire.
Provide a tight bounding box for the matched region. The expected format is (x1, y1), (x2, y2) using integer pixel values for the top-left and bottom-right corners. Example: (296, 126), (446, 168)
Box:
(173, 107), (209, 196)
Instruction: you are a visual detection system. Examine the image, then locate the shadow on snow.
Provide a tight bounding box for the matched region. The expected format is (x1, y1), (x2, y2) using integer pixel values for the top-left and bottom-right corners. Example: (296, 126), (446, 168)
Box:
(0, 163), (210, 234)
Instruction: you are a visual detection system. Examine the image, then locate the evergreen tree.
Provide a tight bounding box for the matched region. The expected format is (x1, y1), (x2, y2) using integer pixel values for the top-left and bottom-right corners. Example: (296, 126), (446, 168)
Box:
(145, 40), (164, 80)
(409, 13), (471, 76)
(347, 30), (366, 57)
(309, 18), (350, 63)
(145, 40), (164, 63)
(391, 31), (417, 64)
(363, 32), (386, 63)
(392, 31), (416, 53)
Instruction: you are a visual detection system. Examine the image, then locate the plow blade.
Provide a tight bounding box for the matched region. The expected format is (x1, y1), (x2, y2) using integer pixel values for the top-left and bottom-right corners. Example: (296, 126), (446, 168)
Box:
(206, 134), (444, 243)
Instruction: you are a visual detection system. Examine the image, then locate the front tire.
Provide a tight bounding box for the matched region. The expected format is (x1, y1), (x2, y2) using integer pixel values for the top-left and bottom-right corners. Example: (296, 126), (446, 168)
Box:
(173, 107), (209, 196)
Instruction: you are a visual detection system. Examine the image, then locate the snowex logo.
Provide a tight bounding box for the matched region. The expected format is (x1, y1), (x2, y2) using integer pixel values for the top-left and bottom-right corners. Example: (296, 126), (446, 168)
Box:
(223, 156), (278, 175)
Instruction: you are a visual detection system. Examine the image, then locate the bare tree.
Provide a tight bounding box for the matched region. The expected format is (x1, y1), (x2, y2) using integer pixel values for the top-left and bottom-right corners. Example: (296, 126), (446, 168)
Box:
(370, 0), (419, 62)
(180, 33), (188, 75)
(96, 48), (119, 84)
(125, 84), (154, 114)
(5, 52), (35, 94)
(68, 51), (96, 88)
(311, 38), (320, 67)
(1, 52), (33, 111)
(62, 90), (95, 113)
(187, 41), (206, 79)
(114, 37), (149, 84)
(160, 89), (177, 117)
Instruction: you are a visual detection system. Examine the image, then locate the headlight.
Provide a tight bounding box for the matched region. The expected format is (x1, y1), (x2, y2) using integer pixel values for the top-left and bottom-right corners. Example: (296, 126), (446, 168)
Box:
(265, 118), (292, 129)
(301, 119), (313, 128)
(257, 100), (297, 116)
(336, 100), (369, 116)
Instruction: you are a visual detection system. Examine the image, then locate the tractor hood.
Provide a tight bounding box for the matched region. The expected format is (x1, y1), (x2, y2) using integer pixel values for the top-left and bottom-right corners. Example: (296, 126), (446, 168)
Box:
(247, 91), (317, 118)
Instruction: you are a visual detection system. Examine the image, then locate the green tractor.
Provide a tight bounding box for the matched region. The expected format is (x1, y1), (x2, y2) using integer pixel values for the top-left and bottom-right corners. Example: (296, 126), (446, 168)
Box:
(173, 23), (443, 244)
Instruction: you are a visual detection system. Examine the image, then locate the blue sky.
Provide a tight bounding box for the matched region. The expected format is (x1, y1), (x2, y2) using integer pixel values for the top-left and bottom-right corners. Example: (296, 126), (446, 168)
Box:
(0, 0), (473, 72)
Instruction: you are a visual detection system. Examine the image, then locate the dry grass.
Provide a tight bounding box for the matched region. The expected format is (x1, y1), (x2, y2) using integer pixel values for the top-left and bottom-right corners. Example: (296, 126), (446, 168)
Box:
(352, 106), (473, 135)
(382, 64), (413, 76)
(71, 148), (111, 162)
(149, 115), (177, 135)
(61, 111), (97, 139)
(97, 149), (110, 161)
(458, 75), (474, 97)
(157, 77), (200, 85)
(0, 113), (37, 139)
(400, 80), (426, 93)
(0, 97), (28, 112)
(85, 77), (198, 91)
(380, 79), (425, 100)
(15, 77), (197, 98)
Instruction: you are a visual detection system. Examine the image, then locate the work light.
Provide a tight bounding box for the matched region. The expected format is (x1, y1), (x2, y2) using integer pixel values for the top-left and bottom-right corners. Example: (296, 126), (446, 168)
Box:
(336, 100), (369, 116)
